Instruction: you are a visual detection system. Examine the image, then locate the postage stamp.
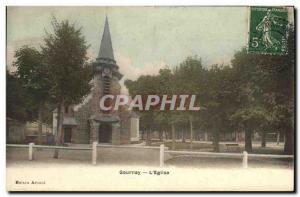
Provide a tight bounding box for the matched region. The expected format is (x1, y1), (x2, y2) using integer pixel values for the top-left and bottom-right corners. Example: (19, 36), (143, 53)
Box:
(248, 7), (289, 55)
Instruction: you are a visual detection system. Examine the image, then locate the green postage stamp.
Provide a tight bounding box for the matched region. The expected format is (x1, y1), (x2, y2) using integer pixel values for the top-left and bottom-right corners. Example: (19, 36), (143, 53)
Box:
(248, 7), (289, 55)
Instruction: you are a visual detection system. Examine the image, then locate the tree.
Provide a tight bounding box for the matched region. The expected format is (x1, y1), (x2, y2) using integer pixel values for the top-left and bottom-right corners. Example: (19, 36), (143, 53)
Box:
(125, 74), (161, 145)
(172, 57), (206, 150)
(200, 65), (236, 152)
(230, 23), (294, 153)
(229, 48), (273, 152)
(156, 68), (176, 148)
(13, 46), (50, 144)
(256, 25), (295, 154)
(6, 70), (37, 122)
(42, 18), (91, 157)
(125, 31), (295, 155)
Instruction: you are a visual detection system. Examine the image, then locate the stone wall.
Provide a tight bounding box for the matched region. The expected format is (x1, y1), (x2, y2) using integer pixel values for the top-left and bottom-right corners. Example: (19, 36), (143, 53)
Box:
(72, 72), (135, 145)
(7, 119), (26, 144)
(130, 118), (139, 141)
(119, 111), (131, 144)
(73, 95), (93, 144)
(110, 75), (121, 95)
(111, 122), (121, 145)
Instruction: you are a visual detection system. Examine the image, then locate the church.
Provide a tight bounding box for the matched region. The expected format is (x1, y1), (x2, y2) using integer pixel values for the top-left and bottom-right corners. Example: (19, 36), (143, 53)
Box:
(53, 17), (140, 145)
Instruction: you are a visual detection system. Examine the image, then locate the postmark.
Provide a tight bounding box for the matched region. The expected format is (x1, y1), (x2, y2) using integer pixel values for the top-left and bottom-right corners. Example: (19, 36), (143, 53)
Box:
(248, 7), (289, 55)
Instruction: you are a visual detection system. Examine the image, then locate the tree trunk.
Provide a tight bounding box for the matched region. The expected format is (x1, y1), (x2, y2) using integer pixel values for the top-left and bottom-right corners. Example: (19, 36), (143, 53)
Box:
(189, 116), (193, 149)
(261, 131), (266, 147)
(182, 129), (185, 143)
(54, 103), (63, 159)
(37, 104), (43, 145)
(171, 123), (175, 150)
(235, 131), (239, 142)
(213, 128), (219, 152)
(284, 129), (293, 154)
(277, 131), (280, 145)
(204, 131), (208, 141)
(146, 129), (151, 146)
(159, 130), (163, 141)
(245, 127), (252, 152)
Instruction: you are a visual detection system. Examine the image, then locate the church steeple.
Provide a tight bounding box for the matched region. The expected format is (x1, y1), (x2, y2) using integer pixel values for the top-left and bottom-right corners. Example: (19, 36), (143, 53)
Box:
(94, 16), (122, 80)
(98, 16), (115, 61)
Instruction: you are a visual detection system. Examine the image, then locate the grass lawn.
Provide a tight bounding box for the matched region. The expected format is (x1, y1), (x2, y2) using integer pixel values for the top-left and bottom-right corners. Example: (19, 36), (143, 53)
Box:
(149, 140), (287, 155)
(150, 141), (213, 150)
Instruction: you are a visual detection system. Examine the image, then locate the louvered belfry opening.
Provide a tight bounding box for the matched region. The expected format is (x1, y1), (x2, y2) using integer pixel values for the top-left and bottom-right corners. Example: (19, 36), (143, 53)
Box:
(102, 75), (112, 113)
(103, 75), (111, 95)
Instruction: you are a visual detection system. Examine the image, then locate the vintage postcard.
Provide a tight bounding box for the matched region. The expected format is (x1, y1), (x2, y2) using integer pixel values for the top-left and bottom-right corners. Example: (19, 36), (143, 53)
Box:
(6, 6), (295, 192)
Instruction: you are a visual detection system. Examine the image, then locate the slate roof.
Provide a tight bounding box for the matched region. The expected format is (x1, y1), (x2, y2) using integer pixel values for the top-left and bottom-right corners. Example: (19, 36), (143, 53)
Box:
(94, 114), (120, 123)
(98, 16), (115, 61)
(63, 117), (78, 126)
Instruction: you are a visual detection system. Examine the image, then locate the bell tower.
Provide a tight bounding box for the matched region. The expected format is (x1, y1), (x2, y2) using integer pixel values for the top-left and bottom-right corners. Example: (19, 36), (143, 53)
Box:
(71, 16), (138, 145)
(93, 17), (123, 114)
(89, 16), (125, 144)
(94, 16), (123, 101)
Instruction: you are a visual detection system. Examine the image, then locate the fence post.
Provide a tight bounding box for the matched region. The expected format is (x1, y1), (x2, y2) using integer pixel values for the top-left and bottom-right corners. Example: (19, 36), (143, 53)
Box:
(92, 141), (98, 165)
(243, 151), (248, 169)
(29, 143), (34, 161)
(160, 144), (164, 167)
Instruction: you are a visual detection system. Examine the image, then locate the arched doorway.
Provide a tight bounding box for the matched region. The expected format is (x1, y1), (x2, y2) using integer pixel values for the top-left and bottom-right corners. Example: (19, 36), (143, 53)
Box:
(98, 123), (112, 143)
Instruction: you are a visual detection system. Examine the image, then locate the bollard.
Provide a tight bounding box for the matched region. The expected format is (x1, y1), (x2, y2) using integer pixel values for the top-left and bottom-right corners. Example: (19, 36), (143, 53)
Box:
(160, 144), (165, 167)
(92, 141), (98, 165)
(243, 151), (248, 169)
(29, 143), (34, 161)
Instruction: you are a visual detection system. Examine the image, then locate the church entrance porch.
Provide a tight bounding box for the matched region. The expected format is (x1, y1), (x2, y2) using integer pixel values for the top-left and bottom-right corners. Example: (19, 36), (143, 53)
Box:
(89, 116), (122, 145)
(98, 123), (112, 143)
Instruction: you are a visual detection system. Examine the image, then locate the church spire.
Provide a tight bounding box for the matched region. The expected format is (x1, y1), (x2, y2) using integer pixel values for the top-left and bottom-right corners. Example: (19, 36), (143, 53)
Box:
(98, 16), (115, 61)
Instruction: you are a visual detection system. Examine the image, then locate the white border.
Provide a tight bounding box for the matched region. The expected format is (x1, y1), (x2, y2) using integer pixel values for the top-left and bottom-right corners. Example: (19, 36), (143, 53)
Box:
(1, 0), (299, 196)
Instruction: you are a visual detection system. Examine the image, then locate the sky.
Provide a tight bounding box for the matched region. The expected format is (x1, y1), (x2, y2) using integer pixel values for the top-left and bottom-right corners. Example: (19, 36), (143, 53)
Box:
(6, 6), (251, 79)
(7, 6), (294, 94)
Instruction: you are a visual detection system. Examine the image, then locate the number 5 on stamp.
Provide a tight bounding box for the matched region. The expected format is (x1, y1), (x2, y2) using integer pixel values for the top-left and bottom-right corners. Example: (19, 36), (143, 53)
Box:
(248, 7), (289, 55)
